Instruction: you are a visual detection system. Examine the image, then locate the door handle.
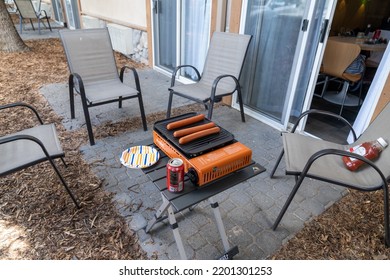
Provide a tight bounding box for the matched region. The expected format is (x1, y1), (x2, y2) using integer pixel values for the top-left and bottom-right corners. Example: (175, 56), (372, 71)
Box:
(153, 0), (159, 14)
(320, 19), (329, 43)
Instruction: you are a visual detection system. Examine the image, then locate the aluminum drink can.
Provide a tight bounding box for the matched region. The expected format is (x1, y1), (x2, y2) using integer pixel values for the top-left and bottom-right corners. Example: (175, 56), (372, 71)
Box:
(166, 158), (184, 192)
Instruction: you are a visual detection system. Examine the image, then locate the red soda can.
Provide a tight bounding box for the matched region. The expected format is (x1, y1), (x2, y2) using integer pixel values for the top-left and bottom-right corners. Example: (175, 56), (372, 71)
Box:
(166, 158), (184, 193)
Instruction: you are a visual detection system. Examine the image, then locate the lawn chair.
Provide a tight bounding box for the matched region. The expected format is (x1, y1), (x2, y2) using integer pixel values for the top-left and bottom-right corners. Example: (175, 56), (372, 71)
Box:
(13, 0), (52, 34)
(59, 28), (147, 146)
(166, 32), (252, 121)
(270, 103), (390, 246)
(0, 102), (80, 208)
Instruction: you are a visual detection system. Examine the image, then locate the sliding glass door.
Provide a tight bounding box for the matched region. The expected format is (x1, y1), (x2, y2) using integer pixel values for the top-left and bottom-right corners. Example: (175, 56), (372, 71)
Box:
(152, 0), (211, 80)
(237, 0), (336, 129)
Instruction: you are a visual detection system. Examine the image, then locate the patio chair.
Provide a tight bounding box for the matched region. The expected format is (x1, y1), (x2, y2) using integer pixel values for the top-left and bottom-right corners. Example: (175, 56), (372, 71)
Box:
(270, 103), (390, 246)
(59, 28), (147, 146)
(319, 39), (365, 115)
(0, 102), (80, 208)
(166, 32), (252, 121)
(13, 0), (52, 34)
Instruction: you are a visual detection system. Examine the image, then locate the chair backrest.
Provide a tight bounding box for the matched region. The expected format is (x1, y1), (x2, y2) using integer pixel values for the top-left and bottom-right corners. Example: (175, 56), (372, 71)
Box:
(322, 39), (361, 79)
(14, 0), (38, 19)
(59, 28), (119, 85)
(200, 32), (252, 92)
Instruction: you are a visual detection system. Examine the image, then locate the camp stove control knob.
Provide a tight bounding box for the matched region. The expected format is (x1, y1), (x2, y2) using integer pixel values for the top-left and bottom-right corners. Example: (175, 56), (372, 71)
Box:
(187, 168), (198, 185)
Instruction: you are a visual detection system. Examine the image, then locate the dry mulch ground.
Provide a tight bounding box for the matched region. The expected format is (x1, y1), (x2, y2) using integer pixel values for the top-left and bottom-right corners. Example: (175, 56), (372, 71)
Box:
(1, 38), (389, 260)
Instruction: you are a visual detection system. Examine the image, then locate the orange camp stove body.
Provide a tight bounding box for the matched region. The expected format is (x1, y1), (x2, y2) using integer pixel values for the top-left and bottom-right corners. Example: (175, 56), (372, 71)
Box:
(153, 130), (252, 187)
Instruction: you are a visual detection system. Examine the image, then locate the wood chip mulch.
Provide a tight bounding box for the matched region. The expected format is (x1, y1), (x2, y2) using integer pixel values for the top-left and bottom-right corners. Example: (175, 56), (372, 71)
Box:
(1, 38), (389, 260)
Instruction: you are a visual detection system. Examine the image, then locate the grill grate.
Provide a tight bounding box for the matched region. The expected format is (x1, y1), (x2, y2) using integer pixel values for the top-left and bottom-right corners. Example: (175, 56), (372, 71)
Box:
(153, 113), (235, 158)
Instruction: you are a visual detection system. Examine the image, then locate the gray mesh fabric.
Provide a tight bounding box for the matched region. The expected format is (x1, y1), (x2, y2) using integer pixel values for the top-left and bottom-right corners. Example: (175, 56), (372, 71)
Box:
(284, 103), (390, 189)
(60, 28), (119, 85)
(13, 0), (38, 18)
(171, 32), (251, 98)
(0, 124), (64, 175)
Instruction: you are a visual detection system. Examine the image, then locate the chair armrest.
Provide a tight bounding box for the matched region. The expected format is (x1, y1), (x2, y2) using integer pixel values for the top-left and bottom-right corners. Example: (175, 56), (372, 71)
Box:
(0, 102), (44, 124)
(291, 109), (357, 142)
(170, 65), (201, 87)
(120, 66), (141, 92)
(210, 74), (239, 100)
(301, 148), (388, 191)
(69, 72), (86, 95)
(38, 9), (49, 19)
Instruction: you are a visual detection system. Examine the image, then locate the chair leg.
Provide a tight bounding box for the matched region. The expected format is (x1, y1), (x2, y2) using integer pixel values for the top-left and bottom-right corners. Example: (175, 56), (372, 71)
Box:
(47, 157), (80, 209)
(166, 91), (174, 118)
(30, 19), (35, 30)
(236, 88), (246, 122)
(272, 174), (305, 230)
(383, 183), (390, 247)
(118, 96), (122, 108)
(69, 92), (76, 121)
(338, 81), (349, 115)
(60, 157), (68, 168)
(137, 93), (147, 131)
(270, 149), (284, 178)
(46, 17), (52, 31)
(80, 96), (95, 146)
(207, 100), (215, 120)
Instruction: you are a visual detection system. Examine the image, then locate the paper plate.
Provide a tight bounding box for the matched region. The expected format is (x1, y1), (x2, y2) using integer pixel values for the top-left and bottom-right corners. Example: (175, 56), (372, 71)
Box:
(120, 146), (160, 169)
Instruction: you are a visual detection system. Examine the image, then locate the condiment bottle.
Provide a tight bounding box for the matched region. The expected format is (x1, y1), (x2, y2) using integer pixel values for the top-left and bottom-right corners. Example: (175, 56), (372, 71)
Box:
(343, 137), (388, 171)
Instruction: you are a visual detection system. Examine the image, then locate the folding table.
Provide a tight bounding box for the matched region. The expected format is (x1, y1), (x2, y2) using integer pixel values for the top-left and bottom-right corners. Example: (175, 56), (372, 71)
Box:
(139, 139), (265, 260)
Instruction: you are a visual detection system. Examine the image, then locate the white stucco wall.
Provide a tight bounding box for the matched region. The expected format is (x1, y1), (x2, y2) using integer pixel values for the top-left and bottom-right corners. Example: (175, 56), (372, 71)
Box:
(79, 0), (147, 28)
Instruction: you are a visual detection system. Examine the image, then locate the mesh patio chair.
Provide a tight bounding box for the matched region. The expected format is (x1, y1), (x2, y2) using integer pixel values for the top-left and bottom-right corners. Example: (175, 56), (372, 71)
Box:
(59, 28), (147, 146)
(270, 102), (390, 246)
(167, 32), (252, 121)
(13, 0), (52, 34)
(0, 102), (80, 208)
(319, 39), (365, 115)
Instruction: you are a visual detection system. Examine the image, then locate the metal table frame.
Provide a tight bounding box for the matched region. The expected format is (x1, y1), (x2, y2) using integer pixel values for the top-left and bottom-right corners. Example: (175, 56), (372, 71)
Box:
(140, 139), (265, 259)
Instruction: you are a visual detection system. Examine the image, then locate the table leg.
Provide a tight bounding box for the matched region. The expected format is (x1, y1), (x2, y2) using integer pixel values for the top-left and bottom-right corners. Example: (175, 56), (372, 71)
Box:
(167, 205), (188, 260)
(209, 197), (239, 260)
(209, 197), (230, 251)
(145, 195), (188, 259)
(145, 197), (170, 233)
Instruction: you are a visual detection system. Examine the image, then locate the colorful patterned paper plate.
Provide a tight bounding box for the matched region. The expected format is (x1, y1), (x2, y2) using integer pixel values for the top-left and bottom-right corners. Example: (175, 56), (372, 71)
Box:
(120, 146), (160, 169)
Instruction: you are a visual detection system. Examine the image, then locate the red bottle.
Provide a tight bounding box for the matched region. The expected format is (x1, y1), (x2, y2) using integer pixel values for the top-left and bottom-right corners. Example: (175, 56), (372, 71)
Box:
(343, 137), (388, 171)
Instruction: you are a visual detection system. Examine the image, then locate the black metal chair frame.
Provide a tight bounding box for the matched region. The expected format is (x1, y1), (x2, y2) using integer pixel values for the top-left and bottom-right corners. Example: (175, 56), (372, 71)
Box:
(270, 109), (389, 247)
(69, 66), (147, 146)
(0, 102), (80, 208)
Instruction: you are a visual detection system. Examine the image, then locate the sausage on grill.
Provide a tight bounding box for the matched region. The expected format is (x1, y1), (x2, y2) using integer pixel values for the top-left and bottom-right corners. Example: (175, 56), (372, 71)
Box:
(166, 114), (205, 130)
(173, 122), (216, 138)
(179, 127), (221, 145)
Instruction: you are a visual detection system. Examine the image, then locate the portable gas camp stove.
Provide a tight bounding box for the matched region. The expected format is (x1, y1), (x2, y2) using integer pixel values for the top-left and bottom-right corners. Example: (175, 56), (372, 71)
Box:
(153, 113), (252, 186)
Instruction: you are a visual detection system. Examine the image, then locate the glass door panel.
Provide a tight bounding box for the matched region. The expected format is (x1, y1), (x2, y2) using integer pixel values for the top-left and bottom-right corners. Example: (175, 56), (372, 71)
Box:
(153, 0), (177, 73)
(64, 0), (80, 29)
(238, 0), (336, 128)
(180, 0), (211, 79)
(152, 0), (211, 80)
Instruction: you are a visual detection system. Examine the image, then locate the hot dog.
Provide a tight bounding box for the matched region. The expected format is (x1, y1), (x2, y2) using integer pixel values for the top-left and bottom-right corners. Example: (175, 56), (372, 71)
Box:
(173, 122), (216, 138)
(179, 127), (221, 145)
(166, 114), (205, 130)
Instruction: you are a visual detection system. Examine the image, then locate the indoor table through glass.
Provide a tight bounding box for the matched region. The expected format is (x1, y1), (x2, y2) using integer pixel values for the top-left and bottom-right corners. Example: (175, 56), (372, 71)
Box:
(138, 138), (265, 260)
